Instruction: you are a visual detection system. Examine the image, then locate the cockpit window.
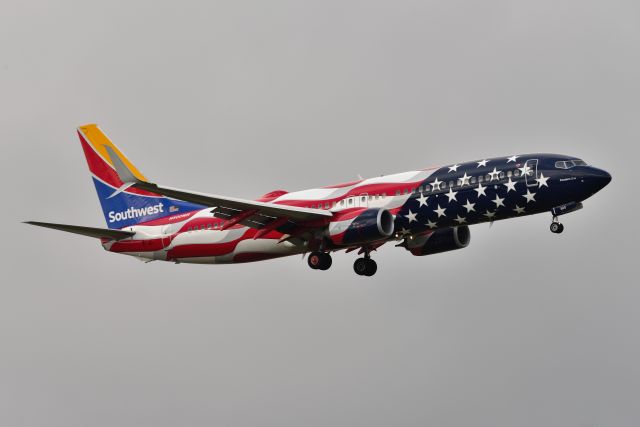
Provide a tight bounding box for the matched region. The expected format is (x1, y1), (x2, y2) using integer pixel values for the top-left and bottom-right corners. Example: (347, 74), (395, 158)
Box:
(555, 159), (588, 169)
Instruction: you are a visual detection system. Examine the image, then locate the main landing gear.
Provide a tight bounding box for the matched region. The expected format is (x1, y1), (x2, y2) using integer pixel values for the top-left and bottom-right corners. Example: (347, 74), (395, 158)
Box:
(353, 253), (377, 277)
(307, 251), (332, 270)
(550, 216), (564, 234)
(307, 250), (378, 276)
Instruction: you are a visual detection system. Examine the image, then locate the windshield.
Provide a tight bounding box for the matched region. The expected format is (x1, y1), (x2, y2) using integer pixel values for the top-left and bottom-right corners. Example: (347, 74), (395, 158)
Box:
(555, 159), (588, 169)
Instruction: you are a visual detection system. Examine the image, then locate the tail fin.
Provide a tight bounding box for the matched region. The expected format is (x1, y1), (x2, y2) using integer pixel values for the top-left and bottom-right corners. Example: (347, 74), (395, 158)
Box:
(77, 124), (204, 229)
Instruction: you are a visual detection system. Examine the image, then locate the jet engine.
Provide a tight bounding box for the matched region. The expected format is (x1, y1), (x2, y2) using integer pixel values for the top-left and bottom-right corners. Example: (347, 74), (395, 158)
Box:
(408, 226), (470, 256)
(329, 208), (394, 246)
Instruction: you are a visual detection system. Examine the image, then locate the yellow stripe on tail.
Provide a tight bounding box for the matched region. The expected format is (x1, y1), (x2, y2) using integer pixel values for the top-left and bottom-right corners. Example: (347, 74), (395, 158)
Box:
(78, 124), (147, 181)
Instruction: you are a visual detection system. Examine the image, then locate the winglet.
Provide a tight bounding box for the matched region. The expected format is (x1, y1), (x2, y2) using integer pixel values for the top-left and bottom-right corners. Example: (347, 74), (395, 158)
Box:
(104, 145), (141, 185)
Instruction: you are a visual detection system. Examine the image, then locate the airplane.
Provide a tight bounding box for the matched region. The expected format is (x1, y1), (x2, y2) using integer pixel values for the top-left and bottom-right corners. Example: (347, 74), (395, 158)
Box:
(26, 124), (612, 276)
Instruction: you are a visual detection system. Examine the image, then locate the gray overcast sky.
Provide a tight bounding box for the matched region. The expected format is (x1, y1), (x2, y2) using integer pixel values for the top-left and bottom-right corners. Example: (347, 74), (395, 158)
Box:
(1, 1), (639, 426)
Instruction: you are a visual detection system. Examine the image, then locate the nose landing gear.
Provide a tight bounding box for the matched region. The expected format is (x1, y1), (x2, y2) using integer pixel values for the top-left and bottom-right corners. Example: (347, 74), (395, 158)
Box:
(550, 216), (564, 234)
(307, 251), (332, 270)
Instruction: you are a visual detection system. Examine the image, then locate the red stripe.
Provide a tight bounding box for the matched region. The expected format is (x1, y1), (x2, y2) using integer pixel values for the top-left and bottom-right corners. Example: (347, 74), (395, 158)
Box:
(78, 132), (160, 197)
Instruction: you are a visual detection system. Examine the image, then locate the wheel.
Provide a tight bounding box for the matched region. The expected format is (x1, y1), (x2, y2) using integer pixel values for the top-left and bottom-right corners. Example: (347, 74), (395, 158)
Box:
(363, 259), (377, 276)
(318, 253), (332, 270)
(308, 252), (323, 269)
(550, 222), (564, 234)
(353, 258), (368, 275)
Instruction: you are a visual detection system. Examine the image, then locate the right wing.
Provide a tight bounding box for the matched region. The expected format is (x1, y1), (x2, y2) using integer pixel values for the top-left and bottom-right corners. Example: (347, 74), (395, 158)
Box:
(104, 145), (332, 229)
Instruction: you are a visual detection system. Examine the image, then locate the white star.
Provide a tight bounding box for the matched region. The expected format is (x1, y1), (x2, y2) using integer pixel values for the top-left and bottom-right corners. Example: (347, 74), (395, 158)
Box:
(519, 164), (532, 177)
(523, 189), (537, 203)
(448, 164), (460, 172)
(503, 177), (517, 192)
(445, 188), (458, 203)
(434, 204), (447, 218)
(477, 159), (489, 167)
(398, 227), (411, 237)
(417, 193), (429, 207)
(463, 199), (476, 212)
(475, 183), (487, 197)
(454, 215), (467, 224)
(536, 173), (550, 188)
(513, 205), (525, 215)
(405, 209), (417, 223)
(489, 167), (501, 181)
(426, 219), (438, 229)
(492, 195), (505, 208)
(431, 177), (442, 191)
(507, 155), (519, 163)
(459, 172), (471, 186)
(483, 210), (496, 219)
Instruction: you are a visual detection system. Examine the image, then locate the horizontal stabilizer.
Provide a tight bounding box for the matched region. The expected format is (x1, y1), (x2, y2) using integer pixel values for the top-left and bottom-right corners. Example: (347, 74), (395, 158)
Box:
(24, 221), (135, 240)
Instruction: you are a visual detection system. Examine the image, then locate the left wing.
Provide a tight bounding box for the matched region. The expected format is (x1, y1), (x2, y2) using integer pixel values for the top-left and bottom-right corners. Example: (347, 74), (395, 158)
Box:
(104, 146), (332, 229)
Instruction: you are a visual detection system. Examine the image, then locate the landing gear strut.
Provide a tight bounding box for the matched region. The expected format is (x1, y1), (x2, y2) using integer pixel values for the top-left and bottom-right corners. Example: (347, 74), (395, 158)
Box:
(353, 252), (377, 276)
(550, 216), (564, 234)
(308, 251), (332, 270)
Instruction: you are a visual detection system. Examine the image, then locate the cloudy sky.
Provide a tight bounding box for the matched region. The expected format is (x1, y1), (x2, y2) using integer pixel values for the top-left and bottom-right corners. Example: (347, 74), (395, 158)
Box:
(1, 1), (639, 426)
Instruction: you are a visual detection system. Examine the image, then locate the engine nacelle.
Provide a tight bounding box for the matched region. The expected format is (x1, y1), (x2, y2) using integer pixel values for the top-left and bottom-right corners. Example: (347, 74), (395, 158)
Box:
(409, 226), (471, 256)
(329, 208), (394, 246)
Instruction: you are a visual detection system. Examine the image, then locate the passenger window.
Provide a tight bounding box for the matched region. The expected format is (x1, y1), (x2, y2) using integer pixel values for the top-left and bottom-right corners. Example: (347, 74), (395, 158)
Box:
(441, 182), (447, 189)
(478, 175), (483, 183)
(396, 190), (401, 196)
(418, 186), (423, 192)
(507, 171), (512, 178)
(382, 193), (387, 197)
(514, 169), (521, 177)
(339, 200), (345, 207)
(424, 185), (431, 192)
(499, 172), (505, 179)
(470, 176), (477, 184)
(448, 181), (454, 188)
(485, 174), (491, 181)
(403, 189), (409, 195)
(325, 202), (330, 208)
(207, 224), (212, 230)
(348, 198), (353, 205)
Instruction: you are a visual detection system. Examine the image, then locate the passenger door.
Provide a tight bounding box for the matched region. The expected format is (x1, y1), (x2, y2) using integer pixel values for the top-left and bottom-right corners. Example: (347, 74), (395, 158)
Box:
(524, 159), (539, 187)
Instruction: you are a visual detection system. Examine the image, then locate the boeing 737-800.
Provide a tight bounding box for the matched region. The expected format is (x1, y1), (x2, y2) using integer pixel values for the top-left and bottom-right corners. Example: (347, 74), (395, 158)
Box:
(26, 124), (611, 276)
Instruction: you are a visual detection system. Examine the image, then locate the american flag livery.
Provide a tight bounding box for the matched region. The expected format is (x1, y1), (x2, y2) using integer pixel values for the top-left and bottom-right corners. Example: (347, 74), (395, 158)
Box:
(25, 125), (611, 276)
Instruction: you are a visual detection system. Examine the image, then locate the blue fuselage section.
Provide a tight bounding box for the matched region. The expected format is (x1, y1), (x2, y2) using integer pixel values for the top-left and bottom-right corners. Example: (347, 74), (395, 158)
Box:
(393, 154), (611, 233)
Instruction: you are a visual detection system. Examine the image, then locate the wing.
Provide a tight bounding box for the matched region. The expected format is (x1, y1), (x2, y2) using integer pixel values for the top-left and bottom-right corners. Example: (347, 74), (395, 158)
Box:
(24, 221), (135, 240)
(103, 146), (332, 230)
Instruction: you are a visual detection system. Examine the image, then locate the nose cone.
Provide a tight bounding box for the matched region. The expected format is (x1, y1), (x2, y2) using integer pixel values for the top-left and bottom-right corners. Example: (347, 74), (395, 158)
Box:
(588, 167), (612, 194)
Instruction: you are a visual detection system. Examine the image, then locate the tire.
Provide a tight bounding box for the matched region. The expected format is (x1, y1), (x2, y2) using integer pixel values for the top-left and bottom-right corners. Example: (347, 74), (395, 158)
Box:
(550, 223), (561, 233)
(353, 258), (368, 275)
(556, 223), (564, 234)
(319, 253), (332, 270)
(308, 252), (323, 269)
(364, 259), (377, 276)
